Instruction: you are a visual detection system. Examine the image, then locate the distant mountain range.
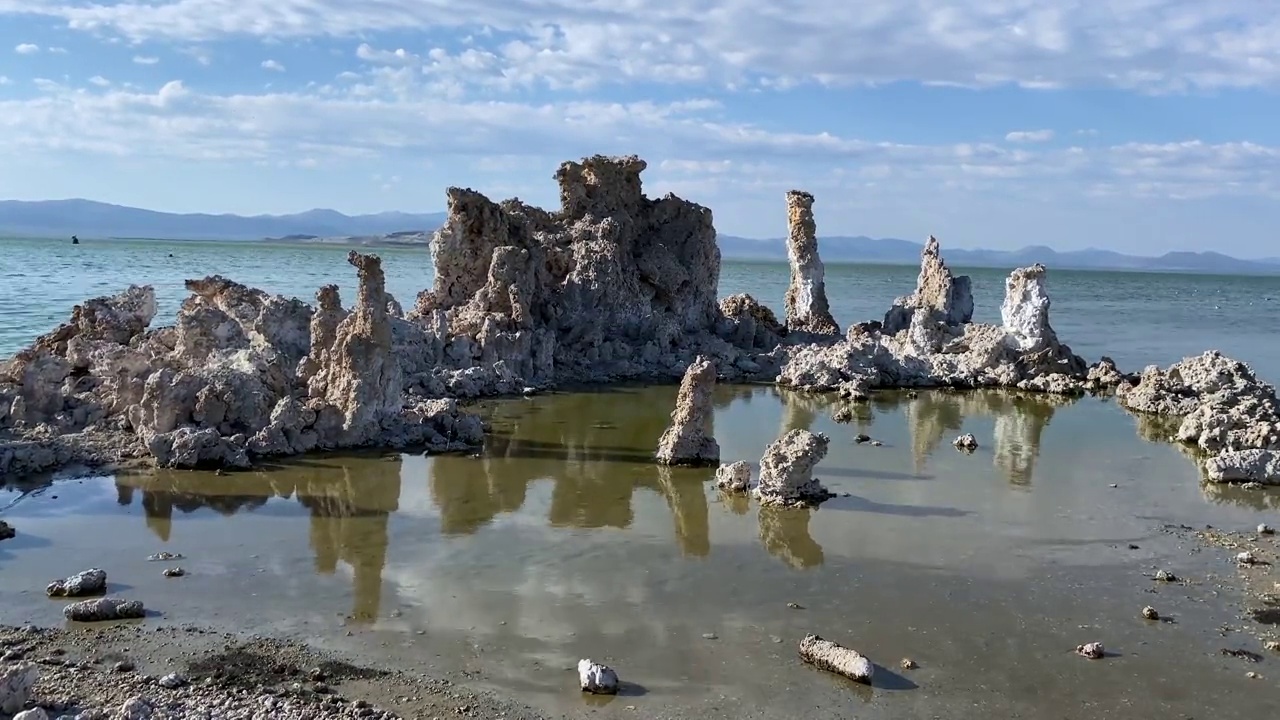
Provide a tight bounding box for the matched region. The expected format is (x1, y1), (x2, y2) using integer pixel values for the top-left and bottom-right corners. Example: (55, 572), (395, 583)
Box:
(2, 198), (1277, 275)
(719, 235), (1280, 275)
(0, 199), (446, 242)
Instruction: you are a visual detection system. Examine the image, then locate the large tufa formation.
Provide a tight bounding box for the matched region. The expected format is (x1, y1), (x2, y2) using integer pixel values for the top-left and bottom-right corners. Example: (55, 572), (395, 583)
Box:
(655, 356), (720, 465)
(753, 429), (833, 507)
(411, 155), (763, 390)
(777, 240), (1089, 396)
(782, 191), (840, 336)
(0, 253), (483, 478)
(1118, 351), (1280, 484)
(883, 236), (973, 334)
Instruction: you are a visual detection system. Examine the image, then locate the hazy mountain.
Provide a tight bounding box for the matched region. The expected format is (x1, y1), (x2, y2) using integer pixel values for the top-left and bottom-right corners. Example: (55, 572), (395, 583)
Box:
(0, 199), (447, 241)
(719, 235), (1280, 275)
(3, 198), (1276, 274)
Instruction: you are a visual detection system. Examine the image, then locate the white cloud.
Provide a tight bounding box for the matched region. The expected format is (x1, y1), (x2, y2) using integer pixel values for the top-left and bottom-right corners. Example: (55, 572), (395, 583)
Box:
(14, 43), (39, 54)
(132, 55), (159, 64)
(5, 1), (1280, 91)
(0, 78), (1276, 211)
(88, 75), (111, 87)
(1005, 129), (1055, 143)
(48, 46), (68, 54)
(0, 76), (10, 85)
(261, 59), (285, 72)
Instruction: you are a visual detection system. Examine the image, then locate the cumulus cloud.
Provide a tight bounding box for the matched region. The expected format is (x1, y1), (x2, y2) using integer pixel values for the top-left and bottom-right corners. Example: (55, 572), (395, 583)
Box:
(88, 75), (111, 86)
(14, 43), (39, 54)
(1005, 129), (1055, 143)
(261, 58), (285, 71)
(4, 1), (1280, 91)
(0, 77), (1275, 209)
(132, 55), (159, 64)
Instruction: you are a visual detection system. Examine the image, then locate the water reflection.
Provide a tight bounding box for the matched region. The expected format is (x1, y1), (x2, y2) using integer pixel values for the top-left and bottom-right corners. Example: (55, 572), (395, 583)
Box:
(116, 457), (400, 623)
(44, 383), (1233, 626)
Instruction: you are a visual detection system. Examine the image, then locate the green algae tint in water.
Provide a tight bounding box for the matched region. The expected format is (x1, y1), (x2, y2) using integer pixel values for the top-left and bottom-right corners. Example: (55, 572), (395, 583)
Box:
(3, 386), (1279, 718)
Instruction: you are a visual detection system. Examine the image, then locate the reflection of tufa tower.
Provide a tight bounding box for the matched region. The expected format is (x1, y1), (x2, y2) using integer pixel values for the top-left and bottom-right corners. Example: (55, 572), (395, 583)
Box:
(118, 456), (401, 624)
(757, 506), (824, 569)
(428, 388), (713, 554)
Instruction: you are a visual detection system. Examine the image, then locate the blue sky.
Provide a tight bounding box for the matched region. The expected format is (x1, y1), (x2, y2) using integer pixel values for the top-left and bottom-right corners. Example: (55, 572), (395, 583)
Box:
(2, 1), (1280, 256)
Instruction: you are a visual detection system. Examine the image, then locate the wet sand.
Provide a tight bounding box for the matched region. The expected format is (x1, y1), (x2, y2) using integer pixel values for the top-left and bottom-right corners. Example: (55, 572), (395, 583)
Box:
(2, 386), (1279, 718)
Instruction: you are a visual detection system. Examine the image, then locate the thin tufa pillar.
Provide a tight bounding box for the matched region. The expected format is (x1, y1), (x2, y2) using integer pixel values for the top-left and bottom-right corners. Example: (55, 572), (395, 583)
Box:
(783, 191), (839, 336)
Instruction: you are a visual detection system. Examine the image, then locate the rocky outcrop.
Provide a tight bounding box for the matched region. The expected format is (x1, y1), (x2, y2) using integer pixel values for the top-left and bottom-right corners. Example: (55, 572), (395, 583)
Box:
(1119, 351), (1280, 484)
(754, 429), (833, 507)
(715, 461), (752, 493)
(883, 236), (973, 334)
(46, 568), (107, 597)
(778, 251), (1087, 396)
(0, 252), (483, 478)
(782, 191), (839, 336)
(655, 356), (719, 466)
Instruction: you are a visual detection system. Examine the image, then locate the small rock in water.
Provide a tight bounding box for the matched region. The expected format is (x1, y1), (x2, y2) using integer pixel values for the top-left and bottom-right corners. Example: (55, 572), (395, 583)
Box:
(854, 434), (871, 444)
(63, 597), (145, 622)
(1076, 642), (1105, 659)
(1263, 640), (1280, 652)
(899, 658), (918, 670)
(1237, 551), (1258, 566)
(702, 633), (718, 640)
(1259, 523), (1275, 536)
(786, 602), (804, 609)
(952, 433), (978, 451)
(871, 440), (883, 446)
(1154, 569), (1178, 582)
(147, 552), (183, 562)
(522, 386), (538, 396)
(1247, 671), (1261, 679)
(0, 520), (14, 541)
(1242, 482), (1264, 491)
(714, 461), (752, 494)
(1221, 648), (1264, 663)
(1142, 606), (1160, 620)
(162, 567), (186, 578)
(46, 568), (107, 597)
(159, 673), (188, 688)
(577, 659), (619, 695)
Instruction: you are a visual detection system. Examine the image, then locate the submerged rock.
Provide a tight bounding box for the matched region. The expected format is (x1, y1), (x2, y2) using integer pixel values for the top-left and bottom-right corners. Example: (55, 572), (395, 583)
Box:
(63, 597), (145, 622)
(577, 659), (619, 694)
(953, 433), (978, 451)
(754, 430), (832, 507)
(655, 356), (720, 466)
(46, 567), (107, 597)
(0, 519), (13, 541)
(798, 634), (874, 683)
(1076, 642), (1105, 659)
(715, 461), (752, 493)
(782, 191), (839, 336)
(883, 236), (973, 334)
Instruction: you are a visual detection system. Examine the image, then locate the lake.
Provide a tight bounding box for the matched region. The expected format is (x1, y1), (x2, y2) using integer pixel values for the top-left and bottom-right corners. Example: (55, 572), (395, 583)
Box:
(2, 236), (1279, 718)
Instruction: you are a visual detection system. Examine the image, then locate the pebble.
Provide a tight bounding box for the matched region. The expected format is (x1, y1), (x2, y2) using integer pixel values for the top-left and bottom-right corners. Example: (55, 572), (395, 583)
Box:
(114, 660), (135, 673)
(147, 552), (184, 562)
(1264, 640), (1280, 652)
(1142, 606), (1159, 620)
(1259, 523), (1275, 536)
(1154, 569), (1178, 582)
(899, 658), (918, 670)
(701, 633), (718, 640)
(163, 567), (186, 578)
(1076, 642), (1105, 659)
(1236, 551), (1258, 566)
(159, 673), (188, 689)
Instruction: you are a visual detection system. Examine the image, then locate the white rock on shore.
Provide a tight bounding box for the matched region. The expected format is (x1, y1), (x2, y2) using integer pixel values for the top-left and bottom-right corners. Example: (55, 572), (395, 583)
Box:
(577, 659), (619, 694)
(798, 634), (874, 683)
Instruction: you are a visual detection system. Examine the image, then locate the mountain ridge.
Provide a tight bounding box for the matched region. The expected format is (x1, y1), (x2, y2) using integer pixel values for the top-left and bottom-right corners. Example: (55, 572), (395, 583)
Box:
(2, 198), (1277, 274)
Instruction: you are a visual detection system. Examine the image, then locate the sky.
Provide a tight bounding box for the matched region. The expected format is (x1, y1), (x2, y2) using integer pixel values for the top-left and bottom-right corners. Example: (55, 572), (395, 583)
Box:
(1, 1), (1280, 256)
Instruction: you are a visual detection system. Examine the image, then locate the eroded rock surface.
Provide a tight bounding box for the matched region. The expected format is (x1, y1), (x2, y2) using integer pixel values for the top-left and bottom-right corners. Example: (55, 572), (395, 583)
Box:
(655, 356), (719, 466)
(0, 663), (38, 714)
(1119, 351), (1280, 484)
(64, 597), (145, 622)
(883, 236), (973, 334)
(1, 253), (482, 478)
(715, 461), (752, 493)
(799, 634), (874, 683)
(782, 191), (839, 336)
(754, 429), (832, 507)
(46, 568), (107, 598)
(779, 249), (1087, 396)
